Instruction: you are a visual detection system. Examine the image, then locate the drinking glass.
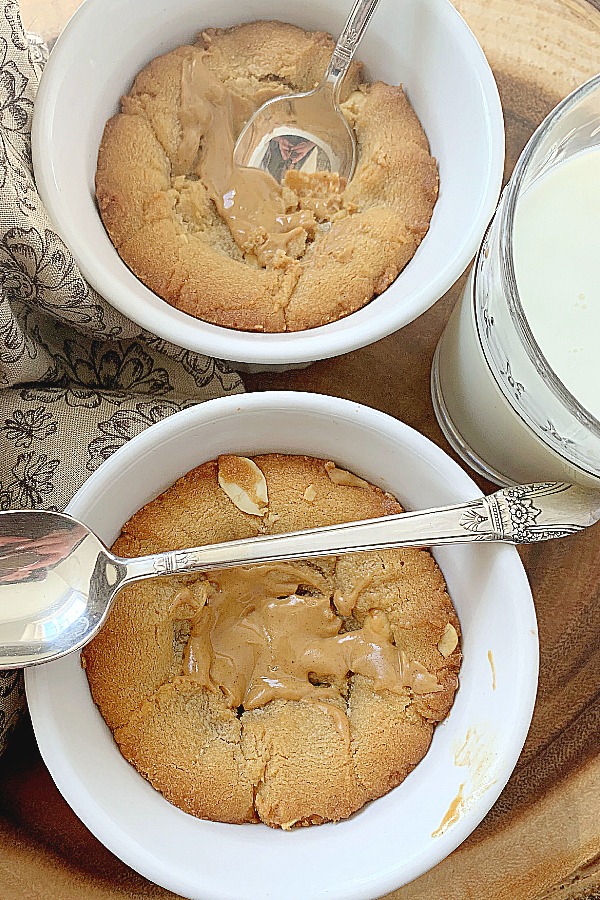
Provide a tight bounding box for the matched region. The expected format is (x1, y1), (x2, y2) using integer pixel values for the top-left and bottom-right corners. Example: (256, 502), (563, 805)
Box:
(431, 73), (600, 488)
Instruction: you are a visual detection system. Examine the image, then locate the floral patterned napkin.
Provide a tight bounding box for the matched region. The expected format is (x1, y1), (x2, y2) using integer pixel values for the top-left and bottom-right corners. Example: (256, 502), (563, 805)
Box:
(0, 2), (243, 758)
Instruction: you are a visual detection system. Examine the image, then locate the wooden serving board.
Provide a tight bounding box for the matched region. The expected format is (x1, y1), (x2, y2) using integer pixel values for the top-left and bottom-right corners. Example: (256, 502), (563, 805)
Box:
(2, 1), (599, 898)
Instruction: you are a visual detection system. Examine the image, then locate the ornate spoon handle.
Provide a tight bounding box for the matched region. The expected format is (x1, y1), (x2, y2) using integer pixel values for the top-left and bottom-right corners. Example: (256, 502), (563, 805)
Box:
(120, 482), (599, 584)
(324, 0), (383, 94)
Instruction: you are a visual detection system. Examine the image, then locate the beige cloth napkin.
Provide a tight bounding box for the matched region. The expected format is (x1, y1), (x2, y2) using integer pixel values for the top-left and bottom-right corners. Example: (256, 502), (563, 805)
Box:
(0, 3), (243, 757)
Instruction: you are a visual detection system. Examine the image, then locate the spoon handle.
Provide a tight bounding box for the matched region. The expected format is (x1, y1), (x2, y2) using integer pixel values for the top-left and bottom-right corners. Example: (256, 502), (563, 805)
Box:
(324, 0), (383, 95)
(118, 482), (595, 585)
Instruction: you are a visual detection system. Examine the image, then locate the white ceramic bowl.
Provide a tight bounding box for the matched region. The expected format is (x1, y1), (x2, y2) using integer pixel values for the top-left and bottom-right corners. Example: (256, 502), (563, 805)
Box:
(32, 0), (504, 367)
(26, 393), (537, 900)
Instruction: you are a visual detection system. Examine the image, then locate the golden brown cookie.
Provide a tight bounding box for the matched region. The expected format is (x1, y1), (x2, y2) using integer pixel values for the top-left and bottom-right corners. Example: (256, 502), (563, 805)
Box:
(83, 454), (461, 828)
(95, 22), (438, 332)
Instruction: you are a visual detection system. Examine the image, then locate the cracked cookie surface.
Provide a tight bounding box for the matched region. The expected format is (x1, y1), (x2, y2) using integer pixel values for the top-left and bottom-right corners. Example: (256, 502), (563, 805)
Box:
(82, 454), (461, 828)
(95, 21), (438, 332)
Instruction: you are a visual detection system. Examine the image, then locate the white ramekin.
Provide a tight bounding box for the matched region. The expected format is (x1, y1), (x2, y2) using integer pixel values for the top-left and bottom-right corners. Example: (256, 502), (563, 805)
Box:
(32, 0), (504, 367)
(26, 393), (537, 900)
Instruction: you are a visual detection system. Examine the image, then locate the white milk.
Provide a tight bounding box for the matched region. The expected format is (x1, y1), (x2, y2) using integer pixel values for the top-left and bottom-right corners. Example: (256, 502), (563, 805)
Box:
(433, 147), (600, 488)
(433, 274), (599, 486)
(513, 148), (600, 420)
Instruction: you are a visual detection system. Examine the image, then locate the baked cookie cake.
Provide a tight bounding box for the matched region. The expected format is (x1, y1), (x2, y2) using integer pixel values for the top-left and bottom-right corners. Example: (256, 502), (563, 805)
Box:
(83, 454), (461, 829)
(95, 21), (439, 331)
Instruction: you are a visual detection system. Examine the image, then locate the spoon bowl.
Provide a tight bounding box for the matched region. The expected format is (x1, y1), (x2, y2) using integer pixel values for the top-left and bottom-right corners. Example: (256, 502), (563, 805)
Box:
(2, 481), (598, 668)
(0, 511), (125, 668)
(233, 0), (382, 183)
(233, 83), (356, 184)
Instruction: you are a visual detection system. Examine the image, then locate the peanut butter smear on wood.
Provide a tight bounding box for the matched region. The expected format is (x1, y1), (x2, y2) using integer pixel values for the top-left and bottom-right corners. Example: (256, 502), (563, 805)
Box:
(177, 56), (324, 265)
(173, 563), (443, 710)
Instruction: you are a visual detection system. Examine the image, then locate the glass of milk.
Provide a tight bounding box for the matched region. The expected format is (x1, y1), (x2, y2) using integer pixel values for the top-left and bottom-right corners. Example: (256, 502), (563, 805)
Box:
(432, 73), (600, 488)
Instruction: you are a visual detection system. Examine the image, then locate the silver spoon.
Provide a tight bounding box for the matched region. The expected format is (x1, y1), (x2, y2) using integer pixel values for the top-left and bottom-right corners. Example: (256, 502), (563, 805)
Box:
(233, 0), (382, 184)
(1, 481), (598, 669)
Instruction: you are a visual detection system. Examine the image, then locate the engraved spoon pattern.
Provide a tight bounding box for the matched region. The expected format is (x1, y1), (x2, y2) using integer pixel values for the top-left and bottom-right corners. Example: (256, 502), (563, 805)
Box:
(233, 0), (382, 183)
(1, 481), (598, 668)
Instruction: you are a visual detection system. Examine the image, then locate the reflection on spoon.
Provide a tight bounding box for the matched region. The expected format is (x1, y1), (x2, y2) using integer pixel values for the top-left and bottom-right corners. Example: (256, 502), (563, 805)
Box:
(250, 129), (334, 184)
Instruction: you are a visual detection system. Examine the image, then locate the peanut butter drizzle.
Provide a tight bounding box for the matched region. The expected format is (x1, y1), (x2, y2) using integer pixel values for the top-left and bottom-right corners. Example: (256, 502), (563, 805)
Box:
(179, 563), (443, 711)
(332, 576), (373, 617)
(487, 649), (497, 691)
(311, 700), (351, 746)
(431, 782), (466, 838)
(177, 55), (318, 264)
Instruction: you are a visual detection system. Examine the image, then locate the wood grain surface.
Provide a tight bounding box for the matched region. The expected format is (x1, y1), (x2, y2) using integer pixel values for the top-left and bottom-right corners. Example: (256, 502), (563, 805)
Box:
(3, 1), (600, 898)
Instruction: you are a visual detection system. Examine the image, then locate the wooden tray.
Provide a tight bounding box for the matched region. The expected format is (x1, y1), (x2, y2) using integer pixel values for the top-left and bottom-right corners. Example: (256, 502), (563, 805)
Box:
(2, 1), (599, 897)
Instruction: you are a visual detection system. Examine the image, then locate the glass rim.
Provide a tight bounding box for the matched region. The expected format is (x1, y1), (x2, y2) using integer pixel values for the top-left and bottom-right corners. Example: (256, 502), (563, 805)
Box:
(499, 72), (600, 441)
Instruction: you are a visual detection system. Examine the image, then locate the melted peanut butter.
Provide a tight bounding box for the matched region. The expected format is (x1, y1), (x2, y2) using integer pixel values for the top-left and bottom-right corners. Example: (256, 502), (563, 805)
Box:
(332, 576), (373, 617)
(178, 563), (442, 711)
(431, 782), (466, 838)
(487, 649), (497, 690)
(311, 700), (351, 746)
(178, 55), (319, 264)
